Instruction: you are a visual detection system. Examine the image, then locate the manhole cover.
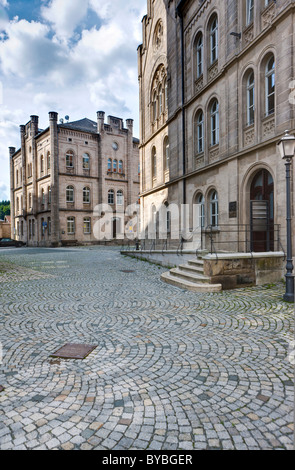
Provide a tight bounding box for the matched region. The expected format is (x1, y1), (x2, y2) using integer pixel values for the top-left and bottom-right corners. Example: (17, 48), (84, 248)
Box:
(50, 343), (97, 360)
(0, 386), (4, 393)
(120, 270), (135, 273)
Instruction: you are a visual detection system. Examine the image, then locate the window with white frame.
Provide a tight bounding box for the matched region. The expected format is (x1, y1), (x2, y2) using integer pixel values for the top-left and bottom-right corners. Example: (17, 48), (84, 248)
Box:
(209, 15), (218, 64)
(196, 33), (203, 78)
(247, 0), (254, 25)
(265, 55), (275, 116)
(108, 189), (114, 205)
(67, 217), (75, 234)
(83, 186), (90, 204)
(66, 185), (74, 203)
(210, 190), (219, 226)
(83, 217), (91, 234)
(196, 110), (204, 153)
(83, 153), (90, 169)
(210, 100), (219, 146)
(117, 190), (123, 205)
(247, 71), (255, 125)
(66, 150), (74, 168)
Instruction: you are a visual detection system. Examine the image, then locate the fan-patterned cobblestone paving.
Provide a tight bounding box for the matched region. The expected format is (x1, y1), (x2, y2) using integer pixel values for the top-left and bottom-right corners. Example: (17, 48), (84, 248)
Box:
(0, 246), (294, 450)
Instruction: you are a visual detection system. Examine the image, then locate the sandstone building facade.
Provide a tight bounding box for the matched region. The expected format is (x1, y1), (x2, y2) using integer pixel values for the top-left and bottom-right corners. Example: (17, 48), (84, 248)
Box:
(10, 112), (140, 246)
(138, 0), (295, 257)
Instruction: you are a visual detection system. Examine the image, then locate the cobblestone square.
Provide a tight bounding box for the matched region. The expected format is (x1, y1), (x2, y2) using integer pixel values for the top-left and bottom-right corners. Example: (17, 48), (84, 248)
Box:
(0, 246), (294, 450)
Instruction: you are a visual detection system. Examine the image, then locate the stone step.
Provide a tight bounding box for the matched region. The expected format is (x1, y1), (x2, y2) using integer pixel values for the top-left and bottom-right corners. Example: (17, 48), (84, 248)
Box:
(178, 263), (204, 275)
(187, 258), (204, 268)
(169, 267), (210, 283)
(161, 272), (222, 293)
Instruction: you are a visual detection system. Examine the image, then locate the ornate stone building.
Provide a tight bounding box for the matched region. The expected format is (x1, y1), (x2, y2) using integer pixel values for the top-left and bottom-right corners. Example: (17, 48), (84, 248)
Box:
(138, 0), (295, 257)
(10, 112), (140, 246)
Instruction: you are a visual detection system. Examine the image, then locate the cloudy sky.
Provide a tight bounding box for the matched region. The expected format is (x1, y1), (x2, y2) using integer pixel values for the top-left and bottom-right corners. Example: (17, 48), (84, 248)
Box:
(0, 0), (147, 200)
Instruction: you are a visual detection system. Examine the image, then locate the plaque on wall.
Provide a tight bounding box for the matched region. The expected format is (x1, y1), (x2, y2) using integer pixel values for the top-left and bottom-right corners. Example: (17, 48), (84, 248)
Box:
(229, 201), (237, 218)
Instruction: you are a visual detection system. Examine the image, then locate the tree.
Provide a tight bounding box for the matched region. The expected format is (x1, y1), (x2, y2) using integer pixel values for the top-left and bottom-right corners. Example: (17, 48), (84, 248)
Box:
(0, 201), (10, 221)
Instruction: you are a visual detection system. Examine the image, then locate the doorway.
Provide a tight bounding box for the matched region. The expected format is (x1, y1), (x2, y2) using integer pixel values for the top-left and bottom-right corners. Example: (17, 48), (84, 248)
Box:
(250, 169), (274, 252)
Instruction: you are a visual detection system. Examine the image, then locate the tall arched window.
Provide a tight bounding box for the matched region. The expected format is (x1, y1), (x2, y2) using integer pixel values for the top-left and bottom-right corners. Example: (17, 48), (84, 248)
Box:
(48, 186), (51, 205)
(210, 190), (219, 226)
(40, 155), (44, 173)
(118, 160), (123, 173)
(196, 193), (205, 228)
(247, 0), (254, 25)
(107, 158), (112, 172)
(152, 147), (157, 182)
(196, 110), (204, 153)
(265, 55), (275, 116)
(66, 185), (74, 203)
(210, 100), (219, 146)
(163, 137), (169, 171)
(108, 189), (114, 205)
(47, 152), (51, 171)
(209, 15), (218, 64)
(159, 85), (163, 115)
(247, 71), (255, 125)
(83, 153), (90, 169)
(41, 188), (45, 206)
(117, 190), (123, 205)
(113, 159), (117, 173)
(164, 78), (168, 111)
(66, 150), (74, 168)
(196, 33), (203, 78)
(83, 187), (90, 204)
(152, 90), (157, 122)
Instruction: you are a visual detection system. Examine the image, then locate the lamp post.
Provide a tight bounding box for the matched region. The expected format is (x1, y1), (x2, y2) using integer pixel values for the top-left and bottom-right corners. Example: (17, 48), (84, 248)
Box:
(277, 130), (295, 302)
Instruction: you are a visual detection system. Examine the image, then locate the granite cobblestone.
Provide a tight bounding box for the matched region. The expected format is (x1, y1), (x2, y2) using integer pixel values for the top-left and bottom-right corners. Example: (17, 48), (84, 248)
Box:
(0, 246), (294, 450)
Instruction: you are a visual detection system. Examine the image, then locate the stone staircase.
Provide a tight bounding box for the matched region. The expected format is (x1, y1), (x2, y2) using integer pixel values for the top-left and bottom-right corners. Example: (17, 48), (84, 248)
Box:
(161, 257), (222, 293)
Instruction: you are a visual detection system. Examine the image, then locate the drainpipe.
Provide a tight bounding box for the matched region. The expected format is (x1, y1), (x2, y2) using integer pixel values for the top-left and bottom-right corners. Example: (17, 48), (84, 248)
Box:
(176, 2), (186, 205)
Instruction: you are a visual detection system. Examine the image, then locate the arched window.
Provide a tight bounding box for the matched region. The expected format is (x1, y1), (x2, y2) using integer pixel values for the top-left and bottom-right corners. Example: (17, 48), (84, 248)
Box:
(196, 33), (203, 78)
(209, 15), (218, 64)
(118, 160), (123, 173)
(67, 217), (75, 234)
(108, 189), (114, 205)
(159, 85), (163, 115)
(247, 71), (255, 126)
(41, 188), (45, 206)
(164, 78), (168, 111)
(210, 100), (219, 146)
(47, 152), (51, 171)
(113, 159), (117, 173)
(16, 169), (19, 186)
(40, 155), (44, 173)
(66, 150), (74, 168)
(16, 196), (19, 212)
(83, 153), (90, 169)
(29, 193), (32, 209)
(66, 185), (74, 203)
(210, 190), (219, 226)
(107, 158), (112, 172)
(117, 190), (123, 205)
(163, 137), (169, 171)
(152, 147), (157, 181)
(48, 186), (51, 205)
(83, 187), (90, 204)
(196, 110), (204, 153)
(265, 55), (275, 116)
(247, 0), (254, 25)
(152, 90), (157, 121)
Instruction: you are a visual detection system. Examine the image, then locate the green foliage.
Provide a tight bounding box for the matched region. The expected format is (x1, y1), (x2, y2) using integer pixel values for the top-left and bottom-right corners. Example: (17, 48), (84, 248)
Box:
(0, 200), (10, 221)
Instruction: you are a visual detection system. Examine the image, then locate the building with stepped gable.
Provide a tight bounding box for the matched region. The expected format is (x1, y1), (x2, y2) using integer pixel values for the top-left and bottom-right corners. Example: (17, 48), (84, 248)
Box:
(9, 112), (140, 247)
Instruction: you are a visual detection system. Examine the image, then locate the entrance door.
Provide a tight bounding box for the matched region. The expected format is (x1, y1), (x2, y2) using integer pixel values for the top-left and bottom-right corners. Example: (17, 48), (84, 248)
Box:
(112, 218), (121, 239)
(250, 169), (274, 252)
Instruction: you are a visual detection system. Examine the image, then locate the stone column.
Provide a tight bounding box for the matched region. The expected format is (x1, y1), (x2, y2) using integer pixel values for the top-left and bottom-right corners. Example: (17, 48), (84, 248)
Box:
(9, 147), (16, 238)
(49, 111), (60, 247)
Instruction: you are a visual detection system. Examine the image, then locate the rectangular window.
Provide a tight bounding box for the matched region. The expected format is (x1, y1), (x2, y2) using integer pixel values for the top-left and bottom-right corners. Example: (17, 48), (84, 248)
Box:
(67, 217), (75, 234)
(83, 218), (91, 234)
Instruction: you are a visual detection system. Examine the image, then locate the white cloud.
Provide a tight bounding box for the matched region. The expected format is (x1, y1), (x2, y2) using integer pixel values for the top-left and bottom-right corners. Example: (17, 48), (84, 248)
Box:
(0, 0), (147, 201)
(41, 0), (89, 43)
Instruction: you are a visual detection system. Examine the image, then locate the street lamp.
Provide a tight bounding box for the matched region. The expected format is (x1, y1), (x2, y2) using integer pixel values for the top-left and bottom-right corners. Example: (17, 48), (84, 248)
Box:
(277, 130), (295, 302)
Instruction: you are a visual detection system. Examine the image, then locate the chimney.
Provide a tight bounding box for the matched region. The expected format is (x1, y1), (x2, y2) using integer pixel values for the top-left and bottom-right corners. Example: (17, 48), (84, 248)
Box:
(126, 119), (134, 135)
(97, 111), (105, 133)
(30, 115), (39, 136)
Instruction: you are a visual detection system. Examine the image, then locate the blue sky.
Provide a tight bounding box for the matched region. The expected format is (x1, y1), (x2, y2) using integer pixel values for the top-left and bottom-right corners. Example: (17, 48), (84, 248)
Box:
(0, 0), (146, 201)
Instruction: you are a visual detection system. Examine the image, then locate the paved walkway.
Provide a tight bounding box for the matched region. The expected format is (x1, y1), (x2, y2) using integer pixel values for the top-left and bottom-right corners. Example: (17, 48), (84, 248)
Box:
(0, 246), (294, 450)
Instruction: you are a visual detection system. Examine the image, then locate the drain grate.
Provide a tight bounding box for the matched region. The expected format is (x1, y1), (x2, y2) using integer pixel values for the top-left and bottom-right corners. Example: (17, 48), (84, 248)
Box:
(50, 343), (97, 360)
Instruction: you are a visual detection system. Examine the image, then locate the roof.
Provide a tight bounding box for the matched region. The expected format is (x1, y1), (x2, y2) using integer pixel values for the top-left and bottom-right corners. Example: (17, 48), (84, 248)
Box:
(59, 118), (98, 134)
